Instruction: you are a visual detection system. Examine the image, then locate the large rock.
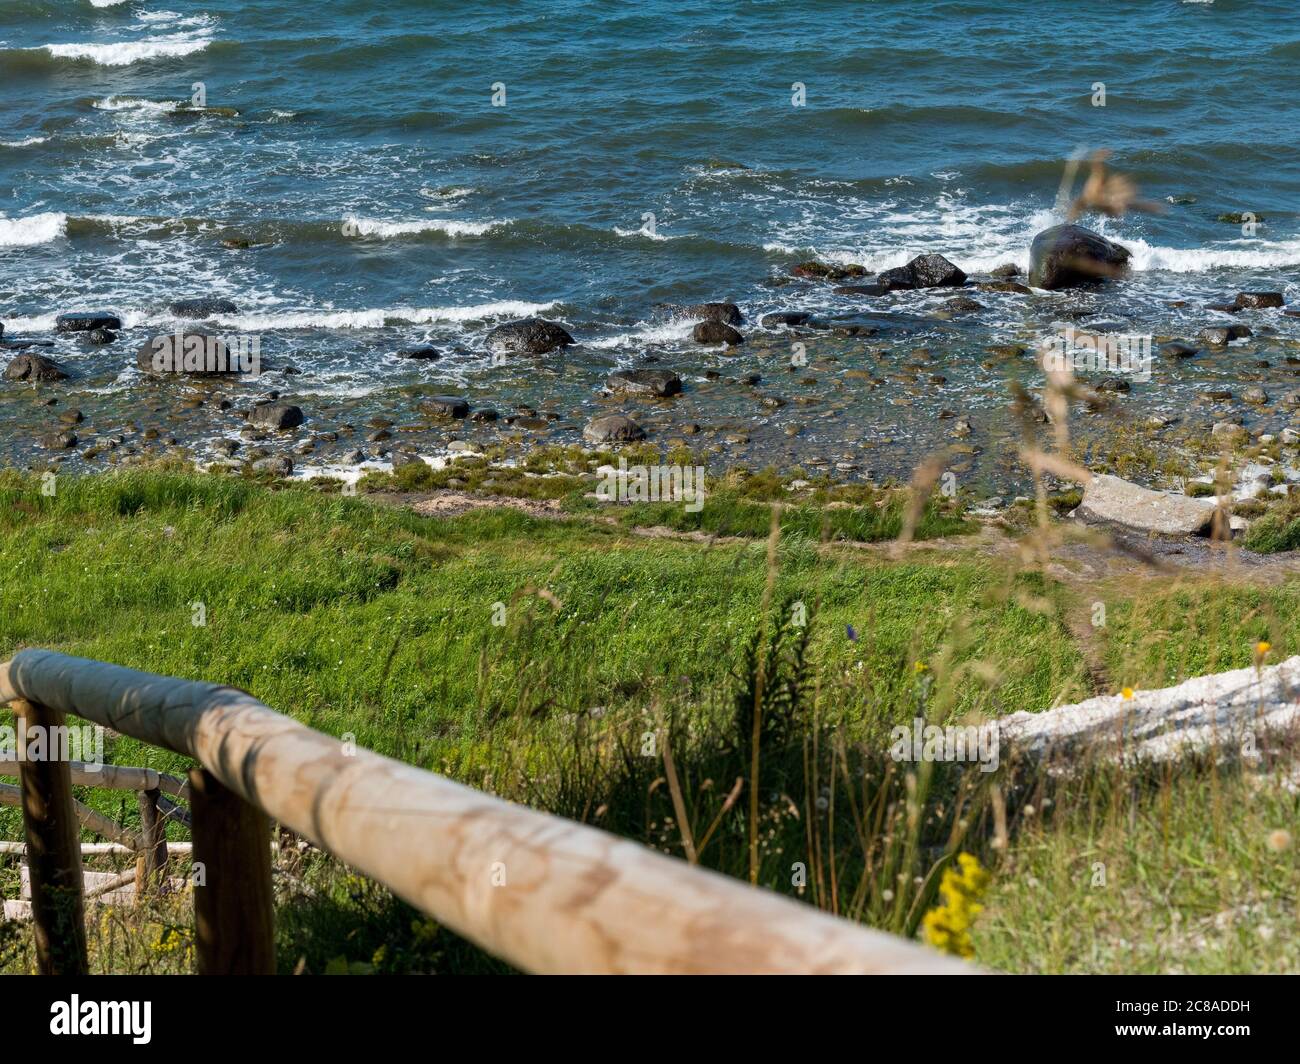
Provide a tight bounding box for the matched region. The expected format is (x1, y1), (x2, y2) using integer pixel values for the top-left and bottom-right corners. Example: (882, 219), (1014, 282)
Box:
(4, 354), (69, 382)
(583, 414), (645, 443)
(693, 321), (744, 345)
(1077, 473), (1216, 536)
(677, 302), (742, 325)
(136, 332), (244, 375)
(1028, 224), (1130, 289)
(56, 312), (121, 333)
(1234, 291), (1284, 310)
(396, 346), (440, 360)
(605, 368), (682, 397)
(876, 253), (967, 291)
(248, 403), (303, 431)
(251, 456), (293, 477)
(1201, 324), (1252, 345)
(419, 395), (470, 418)
(169, 297), (239, 319)
(484, 318), (574, 356)
(761, 311), (814, 327)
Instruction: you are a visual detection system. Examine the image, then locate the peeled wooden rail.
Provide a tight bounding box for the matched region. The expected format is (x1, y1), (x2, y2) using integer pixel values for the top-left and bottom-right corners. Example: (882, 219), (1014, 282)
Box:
(1, 649), (971, 975)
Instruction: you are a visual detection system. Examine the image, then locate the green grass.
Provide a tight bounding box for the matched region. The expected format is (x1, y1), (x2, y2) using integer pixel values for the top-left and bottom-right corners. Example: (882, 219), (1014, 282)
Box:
(0, 468), (1297, 974)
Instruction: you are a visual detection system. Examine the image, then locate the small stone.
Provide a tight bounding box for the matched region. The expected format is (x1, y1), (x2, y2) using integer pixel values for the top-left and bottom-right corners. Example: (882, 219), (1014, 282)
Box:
(605, 368), (682, 397)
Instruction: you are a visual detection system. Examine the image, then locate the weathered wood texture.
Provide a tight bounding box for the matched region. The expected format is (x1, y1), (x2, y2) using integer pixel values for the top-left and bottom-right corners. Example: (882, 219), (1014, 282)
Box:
(10, 698), (88, 975)
(135, 788), (168, 895)
(1, 649), (969, 975)
(189, 768), (275, 975)
(0, 755), (188, 799)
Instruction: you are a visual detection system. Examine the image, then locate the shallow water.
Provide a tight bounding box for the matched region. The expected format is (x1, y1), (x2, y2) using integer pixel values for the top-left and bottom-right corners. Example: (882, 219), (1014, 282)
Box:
(1, 0), (1297, 489)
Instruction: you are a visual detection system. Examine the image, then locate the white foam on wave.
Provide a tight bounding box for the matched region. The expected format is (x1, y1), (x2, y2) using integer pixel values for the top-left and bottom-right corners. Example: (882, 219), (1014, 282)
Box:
(89, 0), (132, 6)
(613, 226), (674, 242)
(0, 213), (67, 248)
(584, 319), (697, 351)
(93, 95), (181, 113)
(202, 300), (557, 331)
(1112, 236), (1300, 273)
(342, 216), (505, 239)
(6, 298), (554, 334)
(419, 187), (473, 201)
(0, 137), (48, 148)
(37, 35), (211, 66)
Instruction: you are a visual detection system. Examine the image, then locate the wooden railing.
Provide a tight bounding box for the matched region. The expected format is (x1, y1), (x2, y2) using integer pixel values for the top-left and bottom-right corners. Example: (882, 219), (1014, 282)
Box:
(0, 649), (972, 975)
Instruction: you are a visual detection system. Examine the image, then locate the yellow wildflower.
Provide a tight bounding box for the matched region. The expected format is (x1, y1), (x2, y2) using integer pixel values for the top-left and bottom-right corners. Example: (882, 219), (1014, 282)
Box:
(921, 852), (990, 959)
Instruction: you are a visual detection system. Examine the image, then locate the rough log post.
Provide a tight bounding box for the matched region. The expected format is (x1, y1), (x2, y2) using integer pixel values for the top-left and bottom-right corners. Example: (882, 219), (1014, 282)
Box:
(135, 787), (167, 897)
(12, 698), (88, 975)
(189, 768), (275, 975)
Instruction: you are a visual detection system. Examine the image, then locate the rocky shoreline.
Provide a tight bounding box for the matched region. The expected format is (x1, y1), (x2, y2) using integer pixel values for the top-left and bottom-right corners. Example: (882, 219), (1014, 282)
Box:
(4, 222), (1300, 541)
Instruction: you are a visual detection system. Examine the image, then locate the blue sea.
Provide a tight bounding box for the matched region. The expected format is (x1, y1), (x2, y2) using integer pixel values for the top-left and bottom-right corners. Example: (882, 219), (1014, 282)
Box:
(1, 0), (1298, 486)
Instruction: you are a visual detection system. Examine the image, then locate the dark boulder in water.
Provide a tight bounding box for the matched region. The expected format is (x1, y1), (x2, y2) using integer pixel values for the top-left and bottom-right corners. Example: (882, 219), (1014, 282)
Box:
(693, 321), (744, 345)
(419, 395), (470, 418)
(57, 312), (121, 333)
(136, 332), (243, 375)
(4, 353), (69, 381)
(1235, 291), (1284, 310)
(484, 318), (574, 355)
(937, 296), (984, 316)
(761, 311), (814, 327)
(605, 368), (682, 397)
(991, 263), (1022, 278)
(876, 253), (967, 291)
(1028, 224), (1130, 289)
(790, 262), (870, 282)
(41, 430), (77, 450)
(86, 328), (116, 345)
(1160, 342), (1200, 359)
(1201, 324), (1252, 345)
(397, 346), (440, 360)
(248, 403), (304, 431)
(583, 414), (645, 443)
(170, 297), (239, 319)
(677, 302), (742, 325)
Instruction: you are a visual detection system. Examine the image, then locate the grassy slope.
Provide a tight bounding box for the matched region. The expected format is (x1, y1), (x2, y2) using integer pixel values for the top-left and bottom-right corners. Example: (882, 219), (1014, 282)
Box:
(0, 469), (1296, 973)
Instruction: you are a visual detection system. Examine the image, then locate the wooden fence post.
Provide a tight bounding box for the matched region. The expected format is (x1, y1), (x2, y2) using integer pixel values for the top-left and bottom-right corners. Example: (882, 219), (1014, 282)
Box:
(13, 698), (88, 975)
(135, 787), (167, 897)
(189, 768), (275, 974)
